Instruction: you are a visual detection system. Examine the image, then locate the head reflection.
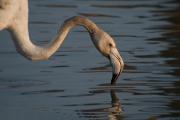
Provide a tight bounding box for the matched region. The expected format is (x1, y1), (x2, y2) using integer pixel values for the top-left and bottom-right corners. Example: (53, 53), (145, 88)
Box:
(77, 89), (123, 120)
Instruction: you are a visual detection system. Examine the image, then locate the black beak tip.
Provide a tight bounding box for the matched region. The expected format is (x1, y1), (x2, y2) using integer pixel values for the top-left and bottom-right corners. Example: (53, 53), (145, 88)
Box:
(111, 73), (120, 85)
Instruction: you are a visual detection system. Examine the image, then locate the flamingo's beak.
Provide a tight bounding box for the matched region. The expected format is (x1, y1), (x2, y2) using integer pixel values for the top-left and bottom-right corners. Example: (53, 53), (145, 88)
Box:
(109, 47), (124, 85)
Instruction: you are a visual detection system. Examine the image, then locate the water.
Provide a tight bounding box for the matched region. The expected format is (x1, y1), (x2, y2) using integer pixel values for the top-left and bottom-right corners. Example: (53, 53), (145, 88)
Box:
(0, 0), (180, 120)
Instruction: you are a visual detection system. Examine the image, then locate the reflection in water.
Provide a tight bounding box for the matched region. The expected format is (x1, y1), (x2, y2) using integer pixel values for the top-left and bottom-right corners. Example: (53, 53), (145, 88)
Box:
(149, 0), (180, 118)
(77, 89), (123, 120)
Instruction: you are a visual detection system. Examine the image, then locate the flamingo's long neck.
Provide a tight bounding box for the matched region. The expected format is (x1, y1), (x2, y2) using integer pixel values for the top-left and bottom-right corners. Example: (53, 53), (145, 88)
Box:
(47, 16), (99, 60)
(7, 1), (99, 60)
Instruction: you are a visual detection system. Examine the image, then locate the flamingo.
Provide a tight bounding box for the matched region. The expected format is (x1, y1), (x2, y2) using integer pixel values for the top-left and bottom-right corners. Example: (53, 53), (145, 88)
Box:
(0, 0), (124, 84)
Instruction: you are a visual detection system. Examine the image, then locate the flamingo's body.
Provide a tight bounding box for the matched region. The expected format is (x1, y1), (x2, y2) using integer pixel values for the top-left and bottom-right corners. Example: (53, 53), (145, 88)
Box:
(0, 0), (124, 84)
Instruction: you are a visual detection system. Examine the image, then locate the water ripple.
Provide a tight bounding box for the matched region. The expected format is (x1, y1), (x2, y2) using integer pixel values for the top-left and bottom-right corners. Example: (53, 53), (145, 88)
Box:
(112, 34), (147, 38)
(0, 51), (17, 54)
(0, 78), (48, 89)
(50, 65), (70, 68)
(37, 4), (77, 8)
(58, 93), (93, 98)
(91, 4), (165, 9)
(21, 89), (65, 95)
(30, 21), (56, 25)
(80, 64), (111, 73)
(78, 12), (119, 18)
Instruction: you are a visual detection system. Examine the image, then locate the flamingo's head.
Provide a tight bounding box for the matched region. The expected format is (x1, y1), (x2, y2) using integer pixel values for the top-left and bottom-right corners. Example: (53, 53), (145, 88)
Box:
(91, 29), (124, 84)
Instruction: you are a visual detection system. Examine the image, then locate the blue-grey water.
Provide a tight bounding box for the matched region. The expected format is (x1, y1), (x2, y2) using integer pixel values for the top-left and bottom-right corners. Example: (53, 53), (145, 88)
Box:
(0, 0), (180, 120)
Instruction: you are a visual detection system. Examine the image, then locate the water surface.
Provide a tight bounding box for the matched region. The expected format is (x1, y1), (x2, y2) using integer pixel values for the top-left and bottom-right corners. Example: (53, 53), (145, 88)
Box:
(0, 0), (180, 120)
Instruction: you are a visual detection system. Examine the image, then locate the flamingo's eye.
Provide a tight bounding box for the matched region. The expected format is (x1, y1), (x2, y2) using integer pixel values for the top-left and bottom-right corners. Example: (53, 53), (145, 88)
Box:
(109, 43), (113, 47)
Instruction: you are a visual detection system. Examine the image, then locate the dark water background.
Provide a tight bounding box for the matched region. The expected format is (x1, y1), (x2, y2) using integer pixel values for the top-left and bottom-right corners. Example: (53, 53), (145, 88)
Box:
(0, 0), (180, 120)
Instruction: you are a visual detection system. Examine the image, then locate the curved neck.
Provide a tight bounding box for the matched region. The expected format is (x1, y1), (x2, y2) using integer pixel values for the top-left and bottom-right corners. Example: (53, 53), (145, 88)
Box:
(9, 15), (99, 60)
(47, 16), (99, 59)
